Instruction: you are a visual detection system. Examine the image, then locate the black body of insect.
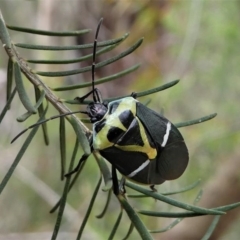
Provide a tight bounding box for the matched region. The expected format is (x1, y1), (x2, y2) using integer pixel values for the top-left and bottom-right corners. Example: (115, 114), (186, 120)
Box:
(12, 18), (189, 195)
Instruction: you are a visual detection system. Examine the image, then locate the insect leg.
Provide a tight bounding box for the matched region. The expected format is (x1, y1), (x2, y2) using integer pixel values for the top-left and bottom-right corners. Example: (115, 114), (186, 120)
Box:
(94, 88), (103, 103)
(74, 89), (95, 103)
(130, 92), (137, 99)
(65, 152), (91, 177)
(150, 185), (157, 192)
(65, 137), (93, 177)
(75, 88), (103, 103)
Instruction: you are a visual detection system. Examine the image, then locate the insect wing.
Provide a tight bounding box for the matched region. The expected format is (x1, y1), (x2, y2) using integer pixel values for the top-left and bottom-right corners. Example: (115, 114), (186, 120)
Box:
(99, 147), (165, 185)
(136, 102), (189, 180)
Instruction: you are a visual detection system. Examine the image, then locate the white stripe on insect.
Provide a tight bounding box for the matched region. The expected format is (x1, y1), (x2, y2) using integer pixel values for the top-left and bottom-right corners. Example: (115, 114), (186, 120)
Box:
(127, 160), (150, 178)
(161, 122), (171, 147)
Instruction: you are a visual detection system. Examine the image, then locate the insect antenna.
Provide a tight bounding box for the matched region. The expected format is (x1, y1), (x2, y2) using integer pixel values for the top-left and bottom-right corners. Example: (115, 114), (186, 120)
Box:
(11, 110), (87, 143)
(92, 18), (103, 103)
(12, 19), (105, 143)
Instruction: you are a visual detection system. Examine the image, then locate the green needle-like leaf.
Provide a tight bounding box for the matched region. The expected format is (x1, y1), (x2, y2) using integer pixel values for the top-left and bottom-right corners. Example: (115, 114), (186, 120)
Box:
(128, 179), (201, 198)
(0, 104), (48, 195)
(34, 87), (49, 145)
(6, 58), (13, 109)
(201, 216), (221, 240)
(139, 211), (198, 218)
(175, 113), (217, 128)
(126, 182), (224, 215)
(93, 152), (112, 190)
(139, 200), (240, 218)
(96, 189), (112, 219)
(108, 208), (123, 240)
(148, 189), (203, 234)
(149, 218), (183, 233)
(76, 175), (102, 240)
(0, 12), (11, 47)
(64, 79), (179, 105)
(127, 194), (151, 199)
(193, 189), (203, 206)
(14, 61), (37, 113)
(118, 195), (153, 240)
(69, 117), (90, 155)
(111, 79), (179, 101)
(27, 34), (129, 64)
(15, 34), (128, 50)
(49, 160), (87, 214)
(134, 80), (179, 98)
(51, 138), (79, 240)
(160, 179), (201, 195)
(80, 118), (91, 124)
(35, 38), (143, 77)
(17, 90), (46, 122)
(122, 222), (134, 240)
(52, 64), (140, 91)
(7, 24), (90, 36)
(59, 117), (66, 180)
(0, 87), (17, 124)
(16, 112), (34, 122)
(33, 89), (46, 109)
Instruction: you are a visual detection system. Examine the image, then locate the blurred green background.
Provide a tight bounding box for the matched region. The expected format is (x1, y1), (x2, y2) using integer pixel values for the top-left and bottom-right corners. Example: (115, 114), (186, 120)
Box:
(0, 0), (240, 239)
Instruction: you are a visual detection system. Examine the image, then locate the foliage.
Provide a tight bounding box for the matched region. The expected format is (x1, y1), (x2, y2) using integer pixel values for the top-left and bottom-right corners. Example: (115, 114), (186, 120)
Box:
(0, 1), (240, 239)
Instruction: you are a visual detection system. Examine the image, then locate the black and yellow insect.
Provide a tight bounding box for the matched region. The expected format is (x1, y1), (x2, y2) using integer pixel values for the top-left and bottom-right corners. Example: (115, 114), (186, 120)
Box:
(72, 19), (189, 193)
(90, 96), (188, 186)
(12, 19), (189, 194)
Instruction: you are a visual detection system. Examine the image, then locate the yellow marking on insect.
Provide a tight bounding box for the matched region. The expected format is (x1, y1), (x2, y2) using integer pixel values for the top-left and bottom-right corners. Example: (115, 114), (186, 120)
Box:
(116, 117), (157, 159)
(113, 97), (137, 116)
(93, 98), (137, 150)
(93, 97), (156, 159)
